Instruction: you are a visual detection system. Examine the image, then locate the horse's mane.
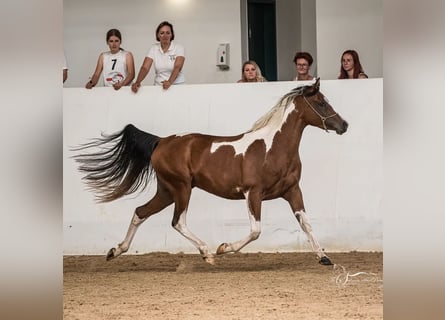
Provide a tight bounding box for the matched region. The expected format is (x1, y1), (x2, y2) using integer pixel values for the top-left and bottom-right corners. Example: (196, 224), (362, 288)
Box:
(248, 85), (307, 132)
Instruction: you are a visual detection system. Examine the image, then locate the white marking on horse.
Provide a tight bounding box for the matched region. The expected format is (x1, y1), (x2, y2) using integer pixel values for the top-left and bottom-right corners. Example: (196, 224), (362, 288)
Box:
(248, 212), (261, 240)
(210, 105), (295, 155)
(294, 209), (327, 259)
(174, 210), (213, 260)
(112, 212), (145, 257)
(223, 191), (261, 253)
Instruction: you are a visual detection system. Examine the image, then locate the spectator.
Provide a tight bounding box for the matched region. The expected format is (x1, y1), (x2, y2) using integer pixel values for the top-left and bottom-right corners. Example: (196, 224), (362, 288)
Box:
(85, 29), (135, 90)
(132, 21), (185, 92)
(237, 60), (266, 83)
(293, 52), (314, 81)
(338, 49), (368, 79)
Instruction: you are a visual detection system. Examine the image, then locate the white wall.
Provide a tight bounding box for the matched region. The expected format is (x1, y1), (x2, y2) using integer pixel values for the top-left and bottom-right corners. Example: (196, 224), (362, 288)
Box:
(316, 0), (383, 79)
(64, 0), (242, 88)
(63, 79), (382, 255)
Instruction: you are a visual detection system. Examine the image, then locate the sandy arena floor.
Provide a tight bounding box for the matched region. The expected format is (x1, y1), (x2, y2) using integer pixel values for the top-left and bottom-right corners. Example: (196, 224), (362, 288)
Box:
(64, 251), (382, 320)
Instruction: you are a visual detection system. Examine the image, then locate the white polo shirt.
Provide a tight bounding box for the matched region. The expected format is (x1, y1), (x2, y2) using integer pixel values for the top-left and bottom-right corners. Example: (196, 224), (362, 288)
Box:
(147, 41), (185, 85)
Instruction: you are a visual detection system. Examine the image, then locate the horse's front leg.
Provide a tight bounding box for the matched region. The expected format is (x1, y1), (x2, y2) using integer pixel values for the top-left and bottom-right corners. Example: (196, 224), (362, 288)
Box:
(294, 209), (332, 265)
(216, 190), (261, 255)
(283, 186), (333, 265)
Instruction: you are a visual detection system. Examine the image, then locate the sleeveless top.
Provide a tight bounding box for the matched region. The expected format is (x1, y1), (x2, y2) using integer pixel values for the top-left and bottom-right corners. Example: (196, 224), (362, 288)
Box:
(102, 50), (129, 86)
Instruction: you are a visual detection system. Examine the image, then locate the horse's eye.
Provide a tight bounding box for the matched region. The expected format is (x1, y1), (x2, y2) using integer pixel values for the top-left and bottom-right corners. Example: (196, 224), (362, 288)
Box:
(315, 99), (325, 108)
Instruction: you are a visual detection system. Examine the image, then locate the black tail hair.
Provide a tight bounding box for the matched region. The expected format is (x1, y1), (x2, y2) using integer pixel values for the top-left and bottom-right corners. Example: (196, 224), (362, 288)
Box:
(72, 124), (160, 202)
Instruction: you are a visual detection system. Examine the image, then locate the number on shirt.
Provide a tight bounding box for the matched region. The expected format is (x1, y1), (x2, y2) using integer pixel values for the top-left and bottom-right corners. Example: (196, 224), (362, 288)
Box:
(111, 59), (117, 70)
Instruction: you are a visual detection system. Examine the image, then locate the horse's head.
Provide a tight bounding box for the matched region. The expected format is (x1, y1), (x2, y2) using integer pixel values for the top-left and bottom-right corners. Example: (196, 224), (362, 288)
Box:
(299, 78), (348, 135)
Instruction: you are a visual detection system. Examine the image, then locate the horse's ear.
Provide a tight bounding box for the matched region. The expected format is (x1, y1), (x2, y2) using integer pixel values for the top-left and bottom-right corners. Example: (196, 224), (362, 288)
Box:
(314, 77), (320, 91)
(304, 78), (320, 96)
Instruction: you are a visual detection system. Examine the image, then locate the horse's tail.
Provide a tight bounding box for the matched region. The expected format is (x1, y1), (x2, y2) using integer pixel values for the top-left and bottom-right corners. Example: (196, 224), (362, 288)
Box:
(72, 124), (160, 203)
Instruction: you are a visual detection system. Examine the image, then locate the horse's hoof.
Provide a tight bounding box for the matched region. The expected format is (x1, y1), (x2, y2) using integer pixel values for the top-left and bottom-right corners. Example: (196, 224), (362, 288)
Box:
(216, 243), (229, 255)
(106, 248), (116, 261)
(319, 256), (333, 265)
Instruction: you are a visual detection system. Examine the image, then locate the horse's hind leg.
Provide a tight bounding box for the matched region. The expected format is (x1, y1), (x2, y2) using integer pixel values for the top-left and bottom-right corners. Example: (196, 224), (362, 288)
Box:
(106, 188), (173, 260)
(283, 186), (333, 265)
(170, 185), (215, 264)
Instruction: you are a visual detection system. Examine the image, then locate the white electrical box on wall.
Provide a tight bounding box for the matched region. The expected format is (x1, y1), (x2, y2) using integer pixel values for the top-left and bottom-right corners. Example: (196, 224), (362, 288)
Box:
(216, 43), (230, 70)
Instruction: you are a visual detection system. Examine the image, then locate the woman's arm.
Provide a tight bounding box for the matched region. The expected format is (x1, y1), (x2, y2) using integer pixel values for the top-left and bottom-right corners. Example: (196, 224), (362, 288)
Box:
(63, 69), (68, 83)
(131, 57), (153, 93)
(85, 54), (103, 89)
(162, 56), (185, 90)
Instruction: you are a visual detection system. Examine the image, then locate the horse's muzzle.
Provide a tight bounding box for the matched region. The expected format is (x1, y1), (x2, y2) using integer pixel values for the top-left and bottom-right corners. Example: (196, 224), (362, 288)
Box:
(336, 120), (348, 135)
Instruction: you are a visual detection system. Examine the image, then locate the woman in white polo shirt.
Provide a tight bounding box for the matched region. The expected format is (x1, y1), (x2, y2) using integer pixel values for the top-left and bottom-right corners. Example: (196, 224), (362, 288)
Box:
(132, 21), (185, 92)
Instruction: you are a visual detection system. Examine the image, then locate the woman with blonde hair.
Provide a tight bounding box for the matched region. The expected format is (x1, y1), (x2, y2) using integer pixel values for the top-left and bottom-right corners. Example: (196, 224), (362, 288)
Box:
(237, 60), (266, 82)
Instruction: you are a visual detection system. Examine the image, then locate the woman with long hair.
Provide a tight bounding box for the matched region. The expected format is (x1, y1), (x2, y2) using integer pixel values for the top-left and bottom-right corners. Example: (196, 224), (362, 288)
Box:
(237, 60), (266, 82)
(338, 49), (368, 79)
(85, 29), (135, 90)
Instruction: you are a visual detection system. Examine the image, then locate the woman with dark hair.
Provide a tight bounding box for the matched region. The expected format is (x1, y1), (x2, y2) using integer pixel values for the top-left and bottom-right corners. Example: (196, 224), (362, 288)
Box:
(237, 60), (266, 82)
(293, 52), (314, 81)
(338, 49), (368, 79)
(132, 21), (185, 92)
(85, 28), (135, 90)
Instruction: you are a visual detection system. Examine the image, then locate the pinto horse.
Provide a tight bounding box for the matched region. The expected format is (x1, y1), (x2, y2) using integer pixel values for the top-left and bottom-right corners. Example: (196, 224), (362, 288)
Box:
(73, 78), (348, 265)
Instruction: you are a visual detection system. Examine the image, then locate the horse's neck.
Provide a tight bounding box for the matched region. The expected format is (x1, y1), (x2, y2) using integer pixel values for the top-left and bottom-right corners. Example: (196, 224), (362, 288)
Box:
(275, 113), (306, 153)
(244, 109), (306, 157)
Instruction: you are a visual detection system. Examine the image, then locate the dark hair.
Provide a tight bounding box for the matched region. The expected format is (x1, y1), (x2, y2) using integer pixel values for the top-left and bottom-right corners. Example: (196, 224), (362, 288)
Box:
(293, 52), (313, 66)
(339, 49), (366, 79)
(106, 29), (122, 42)
(156, 21), (175, 41)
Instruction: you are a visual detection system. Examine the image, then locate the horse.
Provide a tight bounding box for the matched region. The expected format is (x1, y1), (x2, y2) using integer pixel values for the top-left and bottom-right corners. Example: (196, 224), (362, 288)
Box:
(72, 78), (348, 266)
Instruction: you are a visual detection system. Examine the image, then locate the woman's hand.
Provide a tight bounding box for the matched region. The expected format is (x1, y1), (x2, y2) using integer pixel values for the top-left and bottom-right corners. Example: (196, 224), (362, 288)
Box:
(131, 82), (140, 93)
(85, 80), (94, 89)
(162, 80), (171, 90)
(113, 81), (123, 90)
